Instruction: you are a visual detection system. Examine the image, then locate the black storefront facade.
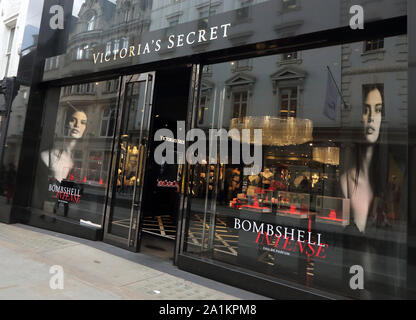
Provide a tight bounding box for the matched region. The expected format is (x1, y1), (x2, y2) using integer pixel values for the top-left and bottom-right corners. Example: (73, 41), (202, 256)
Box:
(0, 0), (415, 300)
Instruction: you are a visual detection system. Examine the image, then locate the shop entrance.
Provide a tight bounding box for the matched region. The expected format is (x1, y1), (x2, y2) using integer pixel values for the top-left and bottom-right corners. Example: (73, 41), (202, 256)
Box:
(103, 73), (155, 252)
(103, 67), (191, 257)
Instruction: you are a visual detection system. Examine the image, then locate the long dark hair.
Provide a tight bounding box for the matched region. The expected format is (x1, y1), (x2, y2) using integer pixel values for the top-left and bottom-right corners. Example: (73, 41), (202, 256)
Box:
(351, 84), (388, 197)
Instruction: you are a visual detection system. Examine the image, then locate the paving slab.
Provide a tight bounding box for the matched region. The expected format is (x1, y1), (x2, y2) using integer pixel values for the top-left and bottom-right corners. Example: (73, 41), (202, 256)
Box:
(0, 223), (268, 300)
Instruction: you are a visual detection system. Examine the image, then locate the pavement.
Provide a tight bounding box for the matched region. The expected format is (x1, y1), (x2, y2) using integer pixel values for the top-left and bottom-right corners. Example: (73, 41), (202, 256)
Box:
(0, 223), (268, 300)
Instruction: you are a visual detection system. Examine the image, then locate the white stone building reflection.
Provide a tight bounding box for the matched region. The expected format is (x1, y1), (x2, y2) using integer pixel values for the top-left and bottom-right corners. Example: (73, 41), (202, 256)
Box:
(43, 0), (408, 189)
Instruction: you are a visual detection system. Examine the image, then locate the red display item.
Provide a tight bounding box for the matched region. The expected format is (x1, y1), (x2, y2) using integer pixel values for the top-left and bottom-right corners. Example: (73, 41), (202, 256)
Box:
(318, 209), (344, 222)
(315, 196), (350, 226)
(254, 196), (260, 207)
(230, 198), (243, 210)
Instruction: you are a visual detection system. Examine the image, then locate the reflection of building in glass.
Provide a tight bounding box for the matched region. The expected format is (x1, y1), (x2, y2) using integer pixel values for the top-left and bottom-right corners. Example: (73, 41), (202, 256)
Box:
(340, 36), (408, 132)
(44, 0), (277, 79)
(28, 0), (409, 300)
(43, 0), (279, 187)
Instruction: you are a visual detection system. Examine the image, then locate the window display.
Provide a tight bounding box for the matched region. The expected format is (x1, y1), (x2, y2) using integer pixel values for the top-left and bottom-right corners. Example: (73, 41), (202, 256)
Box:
(32, 80), (120, 226)
(277, 191), (310, 219)
(184, 35), (408, 299)
(40, 109), (88, 183)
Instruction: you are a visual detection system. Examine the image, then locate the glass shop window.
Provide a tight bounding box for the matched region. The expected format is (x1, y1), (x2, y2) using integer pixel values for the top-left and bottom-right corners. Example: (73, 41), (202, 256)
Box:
(31, 79), (120, 227)
(183, 35), (408, 299)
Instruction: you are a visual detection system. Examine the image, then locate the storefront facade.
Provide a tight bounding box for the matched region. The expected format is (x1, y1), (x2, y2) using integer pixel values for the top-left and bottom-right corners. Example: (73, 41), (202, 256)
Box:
(1, 0), (415, 299)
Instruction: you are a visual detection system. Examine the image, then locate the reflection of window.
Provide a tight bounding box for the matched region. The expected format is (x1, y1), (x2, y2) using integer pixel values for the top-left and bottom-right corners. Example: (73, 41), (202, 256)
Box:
(231, 59), (252, 72)
(106, 41), (112, 55)
(282, 52), (298, 61)
(62, 86), (70, 96)
(87, 15), (95, 31)
(113, 40), (120, 54)
(85, 83), (94, 94)
(76, 46), (84, 60)
(3, 27), (15, 77)
(282, 0), (298, 10)
(233, 91), (248, 122)
(100, 107), (116, 137)
(199, 7), (216, 19)
(202, 65), (212, 74)
(168, 17), (179, 27)
(83, 44), (90, 59)
(88, 151), (104, 183)
(104, 79), (119, 93)
(236, 0), (253, 20)
(63, 109), (72, 136)
(124, 10), (129, 22)
(71, 150), (83, 182)
(45, 56), (60, 71)
(198, 96), (208, 125)
(364, 39), (384, 52)
(74, 44), (92, 60)
(241, 0), (253, 8)
(121, 37), (129, 49)
(64, 83), (95, 96)
(280, 87), (298, 118)
(106, 81), (112, 92)
(198, 5), (217, 28)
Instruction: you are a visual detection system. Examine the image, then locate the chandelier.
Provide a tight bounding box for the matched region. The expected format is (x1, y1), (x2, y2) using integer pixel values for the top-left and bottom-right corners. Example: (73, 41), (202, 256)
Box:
(229, 116), (313, 146)
(313, 147), (340, 165)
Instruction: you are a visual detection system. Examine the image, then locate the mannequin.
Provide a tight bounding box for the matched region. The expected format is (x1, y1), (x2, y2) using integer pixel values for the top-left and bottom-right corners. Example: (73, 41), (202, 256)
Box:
(247, 174), (260, 197)
(261, 168), (274, 190)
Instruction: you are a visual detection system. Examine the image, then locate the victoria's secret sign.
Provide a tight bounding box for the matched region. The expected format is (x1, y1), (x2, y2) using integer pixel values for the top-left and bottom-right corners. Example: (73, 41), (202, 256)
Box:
(93, 23), (232, 65)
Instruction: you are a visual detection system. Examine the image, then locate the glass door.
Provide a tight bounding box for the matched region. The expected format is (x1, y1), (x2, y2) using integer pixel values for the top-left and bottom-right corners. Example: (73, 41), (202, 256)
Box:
(103, 73), (154, 251)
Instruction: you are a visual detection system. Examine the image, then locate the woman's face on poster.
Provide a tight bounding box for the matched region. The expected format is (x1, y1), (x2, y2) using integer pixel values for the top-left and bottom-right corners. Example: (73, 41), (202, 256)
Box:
(68, 111), (87, 139)
(363, 88), (383, 144)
